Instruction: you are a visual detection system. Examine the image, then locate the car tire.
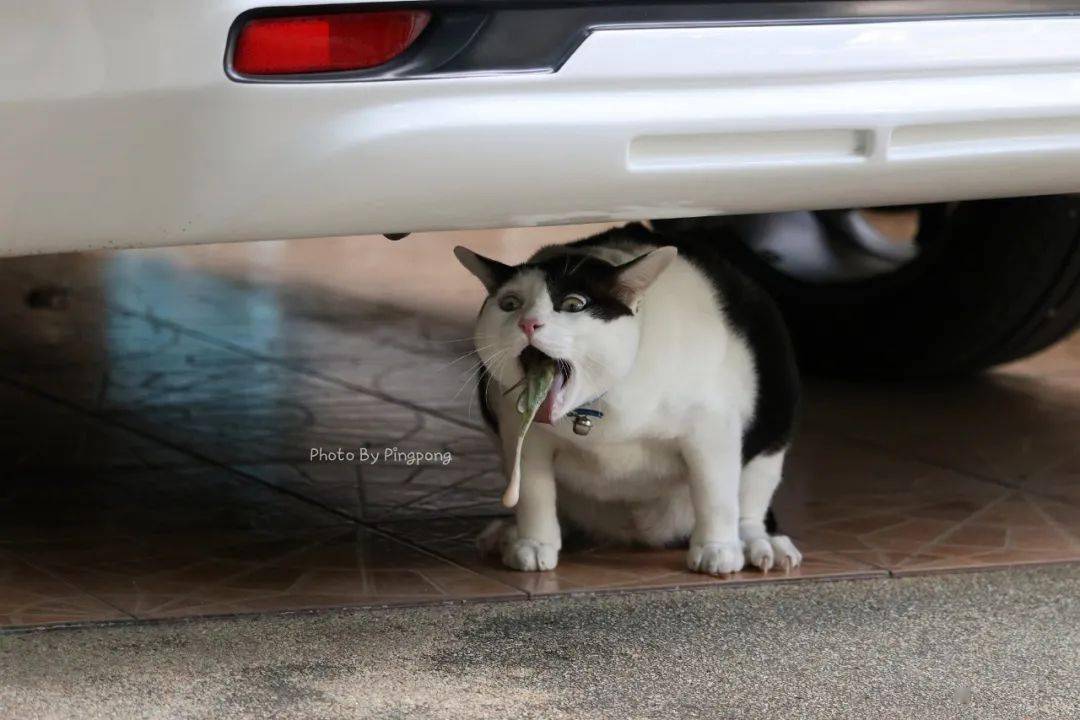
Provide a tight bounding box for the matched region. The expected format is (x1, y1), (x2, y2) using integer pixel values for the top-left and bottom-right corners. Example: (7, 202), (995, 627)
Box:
(656, 195), (1080, 379)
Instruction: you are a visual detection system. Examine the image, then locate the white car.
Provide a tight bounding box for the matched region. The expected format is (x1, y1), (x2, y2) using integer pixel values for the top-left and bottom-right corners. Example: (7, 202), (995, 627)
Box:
(3, 0), (1079, 376)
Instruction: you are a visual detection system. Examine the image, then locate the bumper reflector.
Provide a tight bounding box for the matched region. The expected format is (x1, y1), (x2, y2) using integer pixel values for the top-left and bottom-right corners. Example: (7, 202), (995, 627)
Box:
(234, 10), (431, 75)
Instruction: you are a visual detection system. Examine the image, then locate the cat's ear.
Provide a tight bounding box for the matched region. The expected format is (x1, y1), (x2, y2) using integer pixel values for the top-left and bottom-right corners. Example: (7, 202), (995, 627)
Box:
(453, 246), (514, 295)
(613, 246), (678, 306)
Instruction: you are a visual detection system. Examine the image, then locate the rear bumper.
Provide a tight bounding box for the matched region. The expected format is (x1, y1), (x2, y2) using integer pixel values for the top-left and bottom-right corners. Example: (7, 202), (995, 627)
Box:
(5, 2), (1080, 255)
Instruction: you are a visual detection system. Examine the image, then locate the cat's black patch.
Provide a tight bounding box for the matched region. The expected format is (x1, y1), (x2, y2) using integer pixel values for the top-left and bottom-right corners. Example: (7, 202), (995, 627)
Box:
(481, 251), (634, 322)
(765, 507), (778, 534)
(532, 254), (633, 322)
(566, 223), (801, 466)
(473, 254), (516, 292)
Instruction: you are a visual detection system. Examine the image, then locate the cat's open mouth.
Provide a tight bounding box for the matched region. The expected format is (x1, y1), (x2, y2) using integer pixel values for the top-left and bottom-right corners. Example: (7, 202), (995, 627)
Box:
(519, 346), (572, 424)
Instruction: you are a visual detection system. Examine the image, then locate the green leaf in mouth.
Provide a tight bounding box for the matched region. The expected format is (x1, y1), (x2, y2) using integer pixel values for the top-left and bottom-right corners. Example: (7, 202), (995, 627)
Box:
(503, 353), (556, 508)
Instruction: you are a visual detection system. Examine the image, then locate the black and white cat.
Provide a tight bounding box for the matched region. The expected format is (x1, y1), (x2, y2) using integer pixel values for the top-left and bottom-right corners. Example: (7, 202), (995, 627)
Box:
(454, 223), (802, 576)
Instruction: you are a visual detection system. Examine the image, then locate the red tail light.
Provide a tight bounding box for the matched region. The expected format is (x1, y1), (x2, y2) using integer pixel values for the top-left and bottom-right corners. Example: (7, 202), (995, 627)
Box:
(233, 10), (431, 75)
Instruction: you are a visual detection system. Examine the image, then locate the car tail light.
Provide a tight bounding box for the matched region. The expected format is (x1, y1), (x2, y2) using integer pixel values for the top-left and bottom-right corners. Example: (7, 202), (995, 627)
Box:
(233, 10), (431, 75)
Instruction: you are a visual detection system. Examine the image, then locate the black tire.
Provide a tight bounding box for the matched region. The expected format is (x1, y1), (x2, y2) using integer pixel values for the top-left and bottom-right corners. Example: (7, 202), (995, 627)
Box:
(657, 195), (1080, 379)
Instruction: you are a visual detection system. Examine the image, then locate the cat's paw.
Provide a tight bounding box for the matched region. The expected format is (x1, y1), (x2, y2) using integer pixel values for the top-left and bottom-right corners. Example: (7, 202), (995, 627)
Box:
(687, 541), (745, 576)
(502, 538), (559, 572)
(770, 535), (802, 572)
(745, 535), (803, 573)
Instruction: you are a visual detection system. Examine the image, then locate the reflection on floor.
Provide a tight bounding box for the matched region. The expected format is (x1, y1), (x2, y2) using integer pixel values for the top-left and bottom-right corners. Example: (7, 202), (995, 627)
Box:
(1, 227), (1079, 629)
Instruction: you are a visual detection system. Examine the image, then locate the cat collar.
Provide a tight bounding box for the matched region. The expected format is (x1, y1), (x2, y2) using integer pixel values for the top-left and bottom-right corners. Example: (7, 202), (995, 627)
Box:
(568, 406), (604, 436)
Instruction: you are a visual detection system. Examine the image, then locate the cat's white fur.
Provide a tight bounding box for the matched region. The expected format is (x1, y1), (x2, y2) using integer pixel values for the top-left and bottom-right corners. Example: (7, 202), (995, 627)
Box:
(464, 241), (801, 575)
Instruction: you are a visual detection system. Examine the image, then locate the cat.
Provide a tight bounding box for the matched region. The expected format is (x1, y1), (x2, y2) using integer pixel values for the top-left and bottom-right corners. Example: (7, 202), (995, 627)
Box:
(454, 222), (801, 575)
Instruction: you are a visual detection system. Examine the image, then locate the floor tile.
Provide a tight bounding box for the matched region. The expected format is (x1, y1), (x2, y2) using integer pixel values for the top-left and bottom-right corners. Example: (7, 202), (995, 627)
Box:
(773, 435), (1080, 573)
(380, 516), (885, 597)
(0, 552), (128, 628)
(0, 464), (345, 547)
(1023, 450), (1080, 507)
(15, 359), (490, 466)
(303, 350), (491, 423)
(1, 456), (519, 621)
(241, 452), (507, 522)
(888, 492), (1080, 574)
(0, 382), (194, 471)
(802, 374), (1080, 486)
(26, 527), (521, 620)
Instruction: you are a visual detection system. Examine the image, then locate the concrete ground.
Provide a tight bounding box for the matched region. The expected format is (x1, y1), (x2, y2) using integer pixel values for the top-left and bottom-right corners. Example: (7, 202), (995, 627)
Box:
(2, 565), (1077, 720)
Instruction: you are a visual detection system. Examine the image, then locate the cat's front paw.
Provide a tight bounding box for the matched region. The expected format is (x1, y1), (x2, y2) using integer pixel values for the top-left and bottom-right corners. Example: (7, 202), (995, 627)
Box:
(502, 538), (559, 572)
(687, 541), (745, 576)
(744, 535), (803, 573)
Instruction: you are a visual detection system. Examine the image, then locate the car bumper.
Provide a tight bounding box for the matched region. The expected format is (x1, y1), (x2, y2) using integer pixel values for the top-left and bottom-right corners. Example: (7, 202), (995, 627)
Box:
(5, 2), (1080, 255)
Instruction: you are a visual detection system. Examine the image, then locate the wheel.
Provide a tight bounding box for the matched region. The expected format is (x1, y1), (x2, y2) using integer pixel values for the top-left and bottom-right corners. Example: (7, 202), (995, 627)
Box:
(654, 195), (1080, 379)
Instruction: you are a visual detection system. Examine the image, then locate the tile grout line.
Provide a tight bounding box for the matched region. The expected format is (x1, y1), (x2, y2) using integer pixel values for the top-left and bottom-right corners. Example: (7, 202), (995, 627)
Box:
(114, 306), (487, 433)
(388, 469), (494, 513)
(812, 427), (1080, 511)
(822, 430), (1037, 493)
(893, 492), (1018, 572)
(358, 523), (529, 598)
(0, 376), (528, 602)
(837, 429), (1080, 509)
(2, 372), (364, 523)
(113, 526), (367, 621)
(0, 547), (140, 624)
(1026, 495), (1080, 551)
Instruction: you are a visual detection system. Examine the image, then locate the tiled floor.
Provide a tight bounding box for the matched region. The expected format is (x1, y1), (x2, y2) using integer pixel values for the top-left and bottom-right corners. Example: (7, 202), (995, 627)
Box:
(1, 227), (1078, 630)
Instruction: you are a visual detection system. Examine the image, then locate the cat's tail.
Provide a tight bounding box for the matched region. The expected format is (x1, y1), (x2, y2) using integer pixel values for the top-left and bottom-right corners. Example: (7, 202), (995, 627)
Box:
(476, 518), (511, 559)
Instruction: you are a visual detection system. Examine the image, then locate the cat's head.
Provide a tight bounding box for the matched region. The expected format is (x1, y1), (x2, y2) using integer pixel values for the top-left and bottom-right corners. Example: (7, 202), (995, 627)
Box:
(454, 244), (676, 424)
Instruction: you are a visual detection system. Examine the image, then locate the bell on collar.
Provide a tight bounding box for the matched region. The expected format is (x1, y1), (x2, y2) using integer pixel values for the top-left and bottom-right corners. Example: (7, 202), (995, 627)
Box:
(572, 415), (593, 436)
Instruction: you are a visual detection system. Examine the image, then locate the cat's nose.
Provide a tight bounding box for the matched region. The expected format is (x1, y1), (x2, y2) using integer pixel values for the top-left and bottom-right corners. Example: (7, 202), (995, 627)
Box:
(518, 318), (544, 338)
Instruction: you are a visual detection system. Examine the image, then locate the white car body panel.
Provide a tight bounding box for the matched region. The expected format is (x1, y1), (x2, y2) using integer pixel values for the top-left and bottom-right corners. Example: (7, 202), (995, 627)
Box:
(4, 2), (1080, 256)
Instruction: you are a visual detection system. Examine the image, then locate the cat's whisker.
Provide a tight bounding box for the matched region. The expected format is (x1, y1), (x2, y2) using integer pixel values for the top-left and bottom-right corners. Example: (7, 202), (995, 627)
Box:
(454, 371), (481, 405)
(469, 353), (513, 422)
(491, 349), (514, 384)
(452, 347), (509, 401)
(437, 342), (499, 371)
(420, 331), (496, 344)
(446, 350), (493, 375)
(456, 356), (489, 377)
(453, 343), (507, 377)
(467, 362), (495, 424)
(421, 337), (477, 344)
(569, 254), (588, 276)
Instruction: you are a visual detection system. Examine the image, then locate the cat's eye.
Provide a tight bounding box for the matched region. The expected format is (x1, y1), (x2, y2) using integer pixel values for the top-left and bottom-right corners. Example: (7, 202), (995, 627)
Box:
(498, 294), (522, 312)
(559, 293), (589, 313)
